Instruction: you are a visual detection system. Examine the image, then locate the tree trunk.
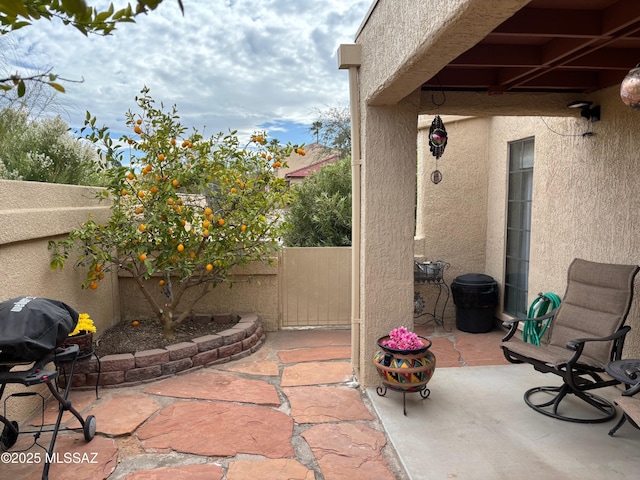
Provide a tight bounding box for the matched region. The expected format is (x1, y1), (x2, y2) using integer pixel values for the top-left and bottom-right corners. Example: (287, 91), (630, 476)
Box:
(160, 309), (176, 340)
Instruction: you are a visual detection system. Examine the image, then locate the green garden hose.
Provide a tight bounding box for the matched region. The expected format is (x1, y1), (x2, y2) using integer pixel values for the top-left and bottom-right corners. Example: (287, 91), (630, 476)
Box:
(522, 292), (562, 345)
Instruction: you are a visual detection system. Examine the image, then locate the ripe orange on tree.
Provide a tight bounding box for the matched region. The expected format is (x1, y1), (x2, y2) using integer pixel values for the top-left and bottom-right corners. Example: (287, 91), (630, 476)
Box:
(206, 264), (213, 272)
(218, 218), (225, 226)
(177, 244), (185, 252)
(138, 253), (147, 261)
(138, 224), (146, 232)
(134, 125), (142, 134)
(159, 279), (165, 286)
(89, 281), (99, 290)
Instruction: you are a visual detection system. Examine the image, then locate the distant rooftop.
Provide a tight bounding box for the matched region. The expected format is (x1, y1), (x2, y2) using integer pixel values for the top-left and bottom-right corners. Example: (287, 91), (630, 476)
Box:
(285, 155), (340, 180)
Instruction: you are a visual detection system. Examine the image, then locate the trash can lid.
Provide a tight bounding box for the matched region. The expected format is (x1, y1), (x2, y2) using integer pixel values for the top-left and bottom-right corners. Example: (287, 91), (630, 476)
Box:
(453, 273), (496, 285)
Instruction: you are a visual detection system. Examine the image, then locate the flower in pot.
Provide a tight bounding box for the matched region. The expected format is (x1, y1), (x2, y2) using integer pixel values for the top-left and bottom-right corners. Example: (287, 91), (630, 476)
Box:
(65, 313), (96, 355)
(379, 326), (430, 353)
(374, 326), (436, 414)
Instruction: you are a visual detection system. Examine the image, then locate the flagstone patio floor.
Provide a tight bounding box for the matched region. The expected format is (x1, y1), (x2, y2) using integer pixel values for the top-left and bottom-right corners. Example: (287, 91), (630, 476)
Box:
(4, 323), (637, 479)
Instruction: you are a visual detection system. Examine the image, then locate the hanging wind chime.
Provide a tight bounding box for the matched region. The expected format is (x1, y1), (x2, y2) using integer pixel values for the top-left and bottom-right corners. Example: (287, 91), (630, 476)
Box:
(428, 89), (448, 184)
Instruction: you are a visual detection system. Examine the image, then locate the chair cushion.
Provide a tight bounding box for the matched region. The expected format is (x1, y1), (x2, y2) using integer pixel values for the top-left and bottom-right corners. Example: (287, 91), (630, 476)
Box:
(547, 259), (638, 364)
(503, 337), (603, 369)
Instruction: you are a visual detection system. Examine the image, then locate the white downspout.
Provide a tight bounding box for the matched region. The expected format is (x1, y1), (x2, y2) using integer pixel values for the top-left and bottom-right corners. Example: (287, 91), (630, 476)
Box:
(337, 44), (362, 377)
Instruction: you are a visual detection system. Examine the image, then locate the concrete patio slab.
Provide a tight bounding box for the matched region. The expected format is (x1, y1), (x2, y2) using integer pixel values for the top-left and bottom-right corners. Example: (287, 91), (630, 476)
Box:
(368, 363), (640, 480)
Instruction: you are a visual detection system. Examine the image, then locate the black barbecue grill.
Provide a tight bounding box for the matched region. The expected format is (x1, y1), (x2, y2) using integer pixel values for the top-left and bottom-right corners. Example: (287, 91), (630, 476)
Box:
(0, 296), (96, 480)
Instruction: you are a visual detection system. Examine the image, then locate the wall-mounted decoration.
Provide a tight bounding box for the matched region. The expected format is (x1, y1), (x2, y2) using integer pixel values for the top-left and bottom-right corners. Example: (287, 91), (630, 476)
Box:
(428, 86), (447, 184)
(428, 115), (448, 159)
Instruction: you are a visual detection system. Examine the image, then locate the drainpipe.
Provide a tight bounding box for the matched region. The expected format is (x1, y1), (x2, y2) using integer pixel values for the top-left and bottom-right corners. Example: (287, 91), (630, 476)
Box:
(337, 44), (362, 376)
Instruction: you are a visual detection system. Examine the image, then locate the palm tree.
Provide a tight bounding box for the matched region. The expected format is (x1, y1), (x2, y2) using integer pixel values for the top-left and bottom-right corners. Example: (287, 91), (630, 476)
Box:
(310, 121), (323, 144)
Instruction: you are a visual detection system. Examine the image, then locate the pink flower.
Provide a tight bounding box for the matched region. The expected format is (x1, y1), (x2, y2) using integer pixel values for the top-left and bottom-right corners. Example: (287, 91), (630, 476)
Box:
(381, 326), (423, 350)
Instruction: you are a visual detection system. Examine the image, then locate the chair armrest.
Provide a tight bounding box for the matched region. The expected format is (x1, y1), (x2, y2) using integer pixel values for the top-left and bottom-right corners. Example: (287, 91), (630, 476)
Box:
(622, 380), (640, 397)
(565, 326), (631, 351)
(502, 308), (558, 341)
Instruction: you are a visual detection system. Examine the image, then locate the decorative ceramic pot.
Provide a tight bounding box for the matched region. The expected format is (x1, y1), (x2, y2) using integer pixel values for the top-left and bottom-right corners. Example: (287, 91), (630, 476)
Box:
(373, 335), (436, 393)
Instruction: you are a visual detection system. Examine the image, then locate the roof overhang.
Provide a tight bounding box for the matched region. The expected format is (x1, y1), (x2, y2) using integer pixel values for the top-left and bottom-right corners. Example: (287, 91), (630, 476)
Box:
(420, 0), (640, 116)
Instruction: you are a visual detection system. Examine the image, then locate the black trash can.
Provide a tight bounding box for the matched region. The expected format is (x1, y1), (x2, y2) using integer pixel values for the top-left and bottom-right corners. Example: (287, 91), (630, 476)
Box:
(451, 273), (499, 333)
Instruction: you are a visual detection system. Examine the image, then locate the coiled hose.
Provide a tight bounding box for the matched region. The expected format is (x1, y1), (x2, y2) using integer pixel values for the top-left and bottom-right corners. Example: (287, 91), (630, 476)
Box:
(522, 292), (562, 345)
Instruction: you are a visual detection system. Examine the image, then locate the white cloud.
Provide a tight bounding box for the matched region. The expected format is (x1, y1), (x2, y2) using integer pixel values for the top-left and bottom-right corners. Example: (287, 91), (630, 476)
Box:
(5, 0), (370, 145)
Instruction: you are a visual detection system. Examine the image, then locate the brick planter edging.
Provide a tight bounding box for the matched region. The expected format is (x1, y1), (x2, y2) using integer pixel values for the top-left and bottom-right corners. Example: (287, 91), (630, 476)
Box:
(60, 313), (264, 389)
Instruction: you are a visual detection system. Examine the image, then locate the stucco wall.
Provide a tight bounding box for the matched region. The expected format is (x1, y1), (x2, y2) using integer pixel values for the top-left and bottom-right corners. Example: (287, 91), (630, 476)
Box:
(0, 180), (118, 333)
(415, 86), (640, 358)
(523, 86), (640, 356)
(429, 86), (640, 357)
(356, 0), (529, 106)
(416, 116), (490, 325)
(356, 95), (421, 386)
(0, 180), (118, 426)
(118, 260), (280, 331)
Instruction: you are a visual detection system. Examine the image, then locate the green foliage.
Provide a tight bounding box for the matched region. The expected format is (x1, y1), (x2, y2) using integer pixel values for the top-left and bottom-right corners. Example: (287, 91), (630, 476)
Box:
(0, 107), (106, 185)
(49, 87), (301, 338)
(0, 0), (170, 36)
(309, 106), (351, 159)
(283, 157), (352, 247)
(0, 1), (180, 97)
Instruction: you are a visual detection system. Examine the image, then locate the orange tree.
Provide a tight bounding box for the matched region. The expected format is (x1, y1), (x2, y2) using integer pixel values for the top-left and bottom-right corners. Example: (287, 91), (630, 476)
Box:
(49, 87), (303, 339)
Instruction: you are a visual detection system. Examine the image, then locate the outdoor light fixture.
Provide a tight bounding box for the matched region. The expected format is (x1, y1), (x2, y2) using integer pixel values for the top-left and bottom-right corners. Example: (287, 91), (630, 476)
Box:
(620, 64), (640, 110)
(568, 100), (600, 122)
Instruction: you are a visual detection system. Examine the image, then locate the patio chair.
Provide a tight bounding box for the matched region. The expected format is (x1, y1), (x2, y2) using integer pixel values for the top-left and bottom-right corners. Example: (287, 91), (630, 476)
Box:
(501, 258), (639, 423)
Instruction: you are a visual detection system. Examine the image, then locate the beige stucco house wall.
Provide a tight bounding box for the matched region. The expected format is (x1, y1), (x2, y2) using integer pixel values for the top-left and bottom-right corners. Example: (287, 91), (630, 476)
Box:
(345, 0), (640, 386)
(0, 180), (117, 425)
(0, 180), (118, 332)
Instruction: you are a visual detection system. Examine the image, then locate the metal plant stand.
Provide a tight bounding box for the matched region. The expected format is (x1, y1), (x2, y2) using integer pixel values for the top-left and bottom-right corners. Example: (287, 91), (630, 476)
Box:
(376, 385), (431, 416)
(413, 260), (450, 327)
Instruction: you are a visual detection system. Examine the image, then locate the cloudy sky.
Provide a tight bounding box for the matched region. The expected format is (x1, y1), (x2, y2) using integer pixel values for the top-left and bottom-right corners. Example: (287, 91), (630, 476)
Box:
(5, 0), (371, 146)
